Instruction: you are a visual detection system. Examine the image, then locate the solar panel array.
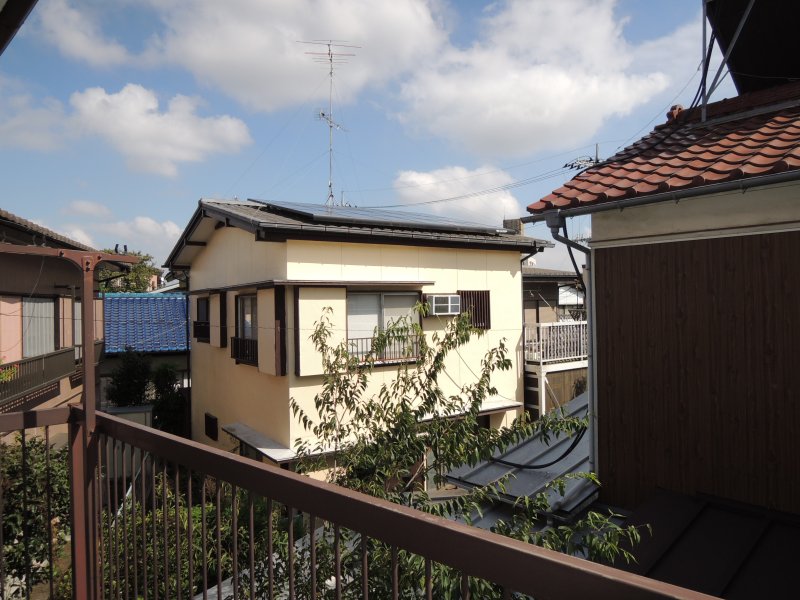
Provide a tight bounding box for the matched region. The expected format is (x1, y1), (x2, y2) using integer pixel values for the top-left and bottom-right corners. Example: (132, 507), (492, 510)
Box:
(255, 200), (511, 235)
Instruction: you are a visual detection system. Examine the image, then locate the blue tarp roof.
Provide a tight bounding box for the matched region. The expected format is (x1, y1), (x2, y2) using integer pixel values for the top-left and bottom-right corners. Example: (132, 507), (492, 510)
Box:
(103, 293), (188, 354)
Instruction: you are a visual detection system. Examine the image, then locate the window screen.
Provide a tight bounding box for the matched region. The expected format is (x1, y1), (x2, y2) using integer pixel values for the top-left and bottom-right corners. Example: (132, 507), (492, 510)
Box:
(22, 298), (56, 358)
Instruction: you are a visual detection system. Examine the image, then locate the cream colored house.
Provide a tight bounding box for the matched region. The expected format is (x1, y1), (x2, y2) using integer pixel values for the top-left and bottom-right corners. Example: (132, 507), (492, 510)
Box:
(165, 199), (551, 465)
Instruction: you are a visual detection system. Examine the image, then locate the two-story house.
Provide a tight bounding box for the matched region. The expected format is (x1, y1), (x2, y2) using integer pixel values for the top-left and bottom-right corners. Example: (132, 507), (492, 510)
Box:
(165, 199), (550, 465)
(0, 209), (106, 438)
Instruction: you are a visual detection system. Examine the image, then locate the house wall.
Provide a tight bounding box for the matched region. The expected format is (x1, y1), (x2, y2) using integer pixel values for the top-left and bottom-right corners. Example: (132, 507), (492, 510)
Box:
(593, 229), (800, 514)
(188, 232), (526, 453)
(0, 296), (23, 363)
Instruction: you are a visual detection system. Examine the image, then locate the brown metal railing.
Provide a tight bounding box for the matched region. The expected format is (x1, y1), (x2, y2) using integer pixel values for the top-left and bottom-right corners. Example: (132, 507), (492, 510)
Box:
(193, 321), (210, 342)
(0, 406), (718, 600)
(230, 337), (258, 366)
(347, 335), (421, 364)
(0, 348), (76, 409)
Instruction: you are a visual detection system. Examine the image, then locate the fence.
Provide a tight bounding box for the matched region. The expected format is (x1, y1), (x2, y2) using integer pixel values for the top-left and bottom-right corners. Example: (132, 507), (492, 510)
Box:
(524, 322), (588, 364)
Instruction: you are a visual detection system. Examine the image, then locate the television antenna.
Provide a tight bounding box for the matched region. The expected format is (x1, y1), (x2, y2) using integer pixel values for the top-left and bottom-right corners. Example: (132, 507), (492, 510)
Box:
(299, 39), (359, 207)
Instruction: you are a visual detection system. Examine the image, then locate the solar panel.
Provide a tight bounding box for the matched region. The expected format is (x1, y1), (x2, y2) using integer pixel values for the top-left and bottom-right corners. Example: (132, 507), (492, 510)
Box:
(254, 200), (512, 235)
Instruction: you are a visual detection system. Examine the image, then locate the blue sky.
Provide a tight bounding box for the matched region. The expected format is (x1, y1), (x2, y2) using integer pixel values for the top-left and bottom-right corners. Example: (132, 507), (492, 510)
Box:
(0, 0), (734, 269)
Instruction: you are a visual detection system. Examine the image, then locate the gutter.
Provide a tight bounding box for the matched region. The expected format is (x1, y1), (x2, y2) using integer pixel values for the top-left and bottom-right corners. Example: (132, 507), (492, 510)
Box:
(543, 215), (597, 478)
(521, 169), (800, 224)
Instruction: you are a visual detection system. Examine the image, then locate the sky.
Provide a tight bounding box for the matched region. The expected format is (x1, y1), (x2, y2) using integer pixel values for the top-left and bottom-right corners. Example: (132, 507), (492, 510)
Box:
(0, 0), (736, 270)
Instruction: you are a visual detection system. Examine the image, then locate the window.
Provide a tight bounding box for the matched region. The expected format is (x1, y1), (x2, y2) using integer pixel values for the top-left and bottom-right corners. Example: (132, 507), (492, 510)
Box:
(237, 295), (258, 339)
(458, 290), (491, 330)
(194, 297), (210, 342)
(22, 298), (56, 358)
(232, 295), (258, 365)
(347, 292), (419, 361)
(204, 412), (219, 441)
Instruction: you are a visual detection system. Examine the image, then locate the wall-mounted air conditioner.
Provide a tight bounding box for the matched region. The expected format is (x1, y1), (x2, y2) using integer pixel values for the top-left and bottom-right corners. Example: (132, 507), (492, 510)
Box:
(428, 294), (461, 316)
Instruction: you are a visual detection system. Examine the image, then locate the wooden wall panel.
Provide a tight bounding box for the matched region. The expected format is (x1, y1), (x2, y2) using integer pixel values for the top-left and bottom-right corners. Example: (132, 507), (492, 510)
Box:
(595, 230), (800, 515)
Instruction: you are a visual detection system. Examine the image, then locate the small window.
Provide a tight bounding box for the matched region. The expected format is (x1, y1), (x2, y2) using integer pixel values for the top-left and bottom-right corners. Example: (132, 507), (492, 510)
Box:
(197, 297), (209, 322)
(194, 297), (211, 342)
(232, 295), (258, 365)
(237, 295), (258, 340)
(204, 413), (218, 441)
(428, 294), (461, 316)
(458, 290), (491, 330)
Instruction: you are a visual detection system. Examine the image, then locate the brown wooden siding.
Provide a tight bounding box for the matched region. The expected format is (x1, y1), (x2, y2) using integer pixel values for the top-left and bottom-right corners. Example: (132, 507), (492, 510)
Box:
(594, 230), (800, 515)
(546, 368), (588, 409)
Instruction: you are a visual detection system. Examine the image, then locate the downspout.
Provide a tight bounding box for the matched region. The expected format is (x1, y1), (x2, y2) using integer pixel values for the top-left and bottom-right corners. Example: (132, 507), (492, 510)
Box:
(544, 213), (598, 476)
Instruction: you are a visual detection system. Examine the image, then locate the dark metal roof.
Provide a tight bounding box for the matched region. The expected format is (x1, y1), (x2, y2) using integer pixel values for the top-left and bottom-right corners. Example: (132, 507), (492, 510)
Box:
(447, 393), (596, 521)
(707, 0), (800, 94)
(522, 266), (579, 280)
(614, 490), (800, 599)
(166, 198), (552, 268)
(0, 207), (95, 250)
(0, 0), (38, 56)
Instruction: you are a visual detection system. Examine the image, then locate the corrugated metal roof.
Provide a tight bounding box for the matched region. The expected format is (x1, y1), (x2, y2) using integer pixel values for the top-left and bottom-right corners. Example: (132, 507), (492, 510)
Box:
(615, 490), (800, 599)
(103, 292), (188, 354)
(447, 393), (596, 520)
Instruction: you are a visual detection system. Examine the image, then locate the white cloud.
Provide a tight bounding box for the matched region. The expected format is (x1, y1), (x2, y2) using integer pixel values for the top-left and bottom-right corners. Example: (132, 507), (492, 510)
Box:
(38, 0), (133, 67)
(0, 78), (65, 150)
(69, 84), (252, 176)
(393, 165), (522, 226)
(145, 0), (448, 112)
(63, 200), (112, 218)
(62, 227), (95, 247)
(58, 215), (181, 266)
(398, 0), (672, 157)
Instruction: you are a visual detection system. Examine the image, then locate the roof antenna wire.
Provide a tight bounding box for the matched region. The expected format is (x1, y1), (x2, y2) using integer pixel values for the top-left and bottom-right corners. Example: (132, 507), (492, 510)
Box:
(299, 39), (360, 207)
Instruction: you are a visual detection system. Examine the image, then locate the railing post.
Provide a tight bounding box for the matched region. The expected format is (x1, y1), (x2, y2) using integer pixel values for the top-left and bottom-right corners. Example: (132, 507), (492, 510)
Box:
(69, 408), (97, 600)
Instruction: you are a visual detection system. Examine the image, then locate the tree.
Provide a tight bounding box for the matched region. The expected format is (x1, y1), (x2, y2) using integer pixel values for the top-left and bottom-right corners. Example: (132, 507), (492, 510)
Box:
(98, 250), (161, 293)
(106, 349), (151, 406)
(151, 363), (189, 436)
(289, 307), (643, 597)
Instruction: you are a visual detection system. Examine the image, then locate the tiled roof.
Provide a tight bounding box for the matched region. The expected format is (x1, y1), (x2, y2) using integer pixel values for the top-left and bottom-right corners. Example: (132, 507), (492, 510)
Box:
(0, 207), (95, 250)
(529, 82), (800, 214)
(104, 293), (188, 354)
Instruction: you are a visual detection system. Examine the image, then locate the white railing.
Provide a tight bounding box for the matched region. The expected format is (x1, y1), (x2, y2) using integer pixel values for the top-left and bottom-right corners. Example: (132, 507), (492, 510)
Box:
(524, 321), (588, 363)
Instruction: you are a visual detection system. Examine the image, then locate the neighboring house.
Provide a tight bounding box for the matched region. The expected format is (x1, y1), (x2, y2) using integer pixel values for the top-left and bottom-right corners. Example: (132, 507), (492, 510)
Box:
(521, 266), (587, 417)
(100, 292), (189, 425)
(0, 208), (104, 427)
(527, 76), (800, 596)
(165, 199), (551, 466)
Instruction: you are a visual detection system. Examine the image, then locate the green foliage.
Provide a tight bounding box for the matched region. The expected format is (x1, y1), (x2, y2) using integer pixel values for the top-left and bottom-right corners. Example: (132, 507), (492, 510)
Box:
(0, 435), (71, 594)
(0, 358), (17, 383)
(151, 363), (188, 436)
(106, 349), (152, 407)
(98, 250), (161, 293)
(286, 307), (645, 596)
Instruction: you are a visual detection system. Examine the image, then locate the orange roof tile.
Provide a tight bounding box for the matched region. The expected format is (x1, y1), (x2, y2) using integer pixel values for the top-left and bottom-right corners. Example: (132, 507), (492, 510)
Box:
(529, 82), (800, 214)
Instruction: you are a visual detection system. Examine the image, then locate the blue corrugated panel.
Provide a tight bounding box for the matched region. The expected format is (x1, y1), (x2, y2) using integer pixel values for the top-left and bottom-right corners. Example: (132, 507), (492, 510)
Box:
(103, 293), (188, 354)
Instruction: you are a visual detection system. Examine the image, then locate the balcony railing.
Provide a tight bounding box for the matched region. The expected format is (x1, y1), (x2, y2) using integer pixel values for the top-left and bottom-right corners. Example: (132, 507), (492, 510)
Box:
(231, 336), (258, 366)
(524, 321), (588, 364)
(193, 320), (210, 342)
(348, 335), (421, 364)
(0, 406), (711, 600)
(0, 347), (76, 409)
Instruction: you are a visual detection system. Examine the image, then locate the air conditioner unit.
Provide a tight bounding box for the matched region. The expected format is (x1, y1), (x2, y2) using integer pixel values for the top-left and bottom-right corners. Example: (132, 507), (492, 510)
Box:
(428, 294), (461, 316)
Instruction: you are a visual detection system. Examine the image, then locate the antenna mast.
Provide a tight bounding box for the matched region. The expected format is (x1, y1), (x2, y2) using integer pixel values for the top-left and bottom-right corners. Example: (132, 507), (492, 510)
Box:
(299, 40), (359, 207)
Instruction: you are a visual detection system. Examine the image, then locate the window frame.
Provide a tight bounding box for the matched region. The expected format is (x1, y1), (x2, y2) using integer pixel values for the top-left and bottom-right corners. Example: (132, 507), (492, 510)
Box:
(193, 296), (211, 343)
(346, 291), (421, 364)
